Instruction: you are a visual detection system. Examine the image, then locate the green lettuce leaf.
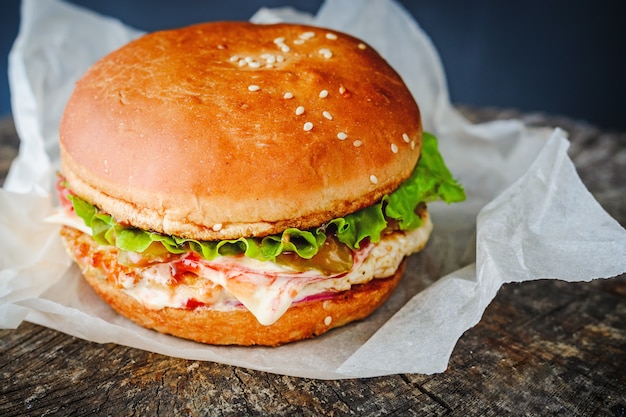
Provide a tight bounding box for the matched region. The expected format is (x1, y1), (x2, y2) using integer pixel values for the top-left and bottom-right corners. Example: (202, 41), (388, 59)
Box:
(68, 132), (465, 261)
(384, 132), (466, 229)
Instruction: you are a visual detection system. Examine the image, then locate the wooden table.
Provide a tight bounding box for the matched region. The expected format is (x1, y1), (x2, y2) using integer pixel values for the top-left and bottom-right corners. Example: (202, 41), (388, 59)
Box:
(1, 107), (625, 416)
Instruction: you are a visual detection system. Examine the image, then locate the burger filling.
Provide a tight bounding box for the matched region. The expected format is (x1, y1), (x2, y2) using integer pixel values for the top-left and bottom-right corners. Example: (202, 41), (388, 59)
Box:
(59, 216), (432, 325)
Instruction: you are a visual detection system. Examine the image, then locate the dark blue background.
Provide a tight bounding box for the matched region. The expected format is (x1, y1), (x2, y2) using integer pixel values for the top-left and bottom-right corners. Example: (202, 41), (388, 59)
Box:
(1, 0), (624, 130)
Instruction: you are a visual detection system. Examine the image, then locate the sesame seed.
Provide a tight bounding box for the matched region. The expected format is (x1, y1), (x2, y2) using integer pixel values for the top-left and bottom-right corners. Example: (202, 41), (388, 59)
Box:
(238, 59), (247, 67)
(411, 140), (416, 150)
(303, 122), (313, 131)
(402, 133), (410, 143)
(339, 85), (346, 94)
(248, 85), (260, 92)
(248, 61), (261, 68)
(212, 223), (223, 231)
(353, 140), (362, 147)
(358, 43), (367, 50)
(391, 143), (398, 153)
(296, 106), (305, 115)
(300, 31), (316, 40)
(276, 55), (285, 63)
(273, 37), (291, 53)
(293, 39), (305, 45)
(337, 132), (348, 140)
(283, 92), (294, 99)
(229, 55), (239, 62)
(325, 33), (338, 40)
(370, 175), (378, 184)
(319, 89), (329, 98)
(322, 111), (333, 120)
(319, 48), (333, 59)
(324, 315), (332, 325)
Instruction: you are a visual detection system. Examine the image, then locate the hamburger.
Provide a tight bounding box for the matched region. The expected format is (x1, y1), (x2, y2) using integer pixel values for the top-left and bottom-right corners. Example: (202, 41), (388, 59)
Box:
(52, 21), (465, 346)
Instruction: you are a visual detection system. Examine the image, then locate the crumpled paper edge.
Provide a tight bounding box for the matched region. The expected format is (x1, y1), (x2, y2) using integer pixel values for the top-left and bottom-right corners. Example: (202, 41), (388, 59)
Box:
(337, 130), (626, 376)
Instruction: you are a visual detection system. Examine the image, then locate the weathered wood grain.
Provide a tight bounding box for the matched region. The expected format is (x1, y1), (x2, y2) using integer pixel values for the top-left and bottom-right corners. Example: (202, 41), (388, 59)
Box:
(1, 108), (625, 416)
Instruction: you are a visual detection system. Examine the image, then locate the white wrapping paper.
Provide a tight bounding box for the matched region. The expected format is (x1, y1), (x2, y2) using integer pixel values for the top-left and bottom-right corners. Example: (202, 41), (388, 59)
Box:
(1, 0), (625, 379)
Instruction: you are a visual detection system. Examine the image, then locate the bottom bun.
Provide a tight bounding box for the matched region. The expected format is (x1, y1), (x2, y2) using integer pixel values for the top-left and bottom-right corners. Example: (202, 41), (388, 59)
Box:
(61, 226), (407, 346)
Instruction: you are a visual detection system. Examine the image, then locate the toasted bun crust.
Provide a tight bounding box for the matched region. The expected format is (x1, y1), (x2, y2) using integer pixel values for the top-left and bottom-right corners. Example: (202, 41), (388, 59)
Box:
(60, 21), (422, 240)
(61, 225), (406, 346)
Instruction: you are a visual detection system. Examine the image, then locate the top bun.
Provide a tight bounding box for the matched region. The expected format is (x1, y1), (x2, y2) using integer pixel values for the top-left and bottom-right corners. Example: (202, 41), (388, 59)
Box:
(60, 22), (422, 240)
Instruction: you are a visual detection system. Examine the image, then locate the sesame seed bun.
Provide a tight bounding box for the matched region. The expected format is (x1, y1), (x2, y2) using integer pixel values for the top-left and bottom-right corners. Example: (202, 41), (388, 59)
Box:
(59, 21), (422, 240)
